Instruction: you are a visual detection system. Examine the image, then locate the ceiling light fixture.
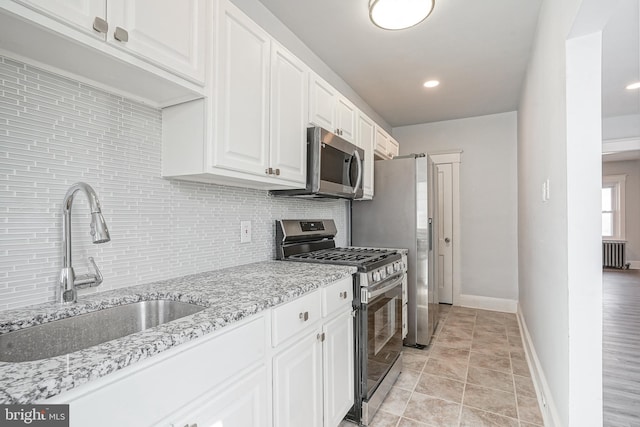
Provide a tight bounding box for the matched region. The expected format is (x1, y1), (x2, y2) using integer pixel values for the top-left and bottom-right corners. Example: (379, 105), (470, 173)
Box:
(423, 80), (440, 88)
(369, 0), (435, 30)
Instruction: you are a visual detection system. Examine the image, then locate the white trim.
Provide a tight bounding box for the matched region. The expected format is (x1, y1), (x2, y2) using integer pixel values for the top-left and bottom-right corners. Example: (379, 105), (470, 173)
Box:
(602, 137), (640, 153)
(629, 260), (640, 270)
(429, 152), (462, 306)
(429, 151), (462, 164)
(517, 306), (562, 427)
(458, 294), (518, 313)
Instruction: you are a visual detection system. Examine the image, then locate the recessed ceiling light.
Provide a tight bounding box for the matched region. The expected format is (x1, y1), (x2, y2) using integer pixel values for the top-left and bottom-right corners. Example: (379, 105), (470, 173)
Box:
(423, 80), (440, 88)
(369, 0), (435, 31)
(626, 81), (640, 90)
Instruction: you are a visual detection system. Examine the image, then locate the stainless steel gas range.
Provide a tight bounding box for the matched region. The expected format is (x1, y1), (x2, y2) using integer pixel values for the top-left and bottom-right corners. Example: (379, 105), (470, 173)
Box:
(276, 219), (407, 426)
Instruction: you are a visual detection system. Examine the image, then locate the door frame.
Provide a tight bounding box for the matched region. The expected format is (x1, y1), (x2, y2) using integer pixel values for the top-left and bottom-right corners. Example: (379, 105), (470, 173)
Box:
(429, 150), (462, 306)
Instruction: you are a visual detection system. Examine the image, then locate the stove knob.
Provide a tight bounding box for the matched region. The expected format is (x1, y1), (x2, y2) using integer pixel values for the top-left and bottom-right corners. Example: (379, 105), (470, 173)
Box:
(380, 269), (387, 280)
(372, 271), (380, 282)
(393, 262), (400, 272)
(386, 265), (394, 275)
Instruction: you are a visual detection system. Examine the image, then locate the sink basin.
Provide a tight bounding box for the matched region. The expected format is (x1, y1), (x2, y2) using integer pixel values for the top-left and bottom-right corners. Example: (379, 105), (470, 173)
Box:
(0, 300), (206, 363)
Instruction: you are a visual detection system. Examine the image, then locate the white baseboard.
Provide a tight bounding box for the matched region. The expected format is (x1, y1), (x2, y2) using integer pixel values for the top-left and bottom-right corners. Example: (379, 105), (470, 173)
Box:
(629, 260), (640, 270)
(458, 294), (518, 313)
(517, 307), (562, 427)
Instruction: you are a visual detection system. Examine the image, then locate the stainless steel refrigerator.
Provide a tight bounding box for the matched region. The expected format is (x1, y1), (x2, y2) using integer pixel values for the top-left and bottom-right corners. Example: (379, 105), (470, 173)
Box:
(352, 154), (438, 347)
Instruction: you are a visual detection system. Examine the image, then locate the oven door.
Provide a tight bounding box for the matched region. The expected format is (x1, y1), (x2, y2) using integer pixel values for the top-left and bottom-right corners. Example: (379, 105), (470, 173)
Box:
(362, 274), (404, 399)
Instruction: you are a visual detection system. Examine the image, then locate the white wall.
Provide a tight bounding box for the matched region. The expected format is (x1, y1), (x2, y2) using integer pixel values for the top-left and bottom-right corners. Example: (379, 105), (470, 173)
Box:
(518, 0), (608, 425)
(0, 56), (349, 311)
(603, 159), (640, 265)
(393, 112), (518, 303)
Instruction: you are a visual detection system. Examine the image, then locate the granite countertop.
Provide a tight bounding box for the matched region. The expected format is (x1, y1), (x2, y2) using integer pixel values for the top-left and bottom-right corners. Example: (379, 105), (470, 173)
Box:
(0, 261), (357, 404)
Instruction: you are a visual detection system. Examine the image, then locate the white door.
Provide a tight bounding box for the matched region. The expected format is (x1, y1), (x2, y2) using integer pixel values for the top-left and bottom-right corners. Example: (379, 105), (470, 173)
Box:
(107, 0), (206, 83)
(308, 73), (336, 130)
(356, 113), (375, 199)
(168, 367), (269, 427)
(273, 331), (323, 427)
(17, 0), (106, 37)
(213, 0), (271, 176)
(437, 163), (454, 304)
(269, 42), (308, 185)
(322, 312), (354, 427)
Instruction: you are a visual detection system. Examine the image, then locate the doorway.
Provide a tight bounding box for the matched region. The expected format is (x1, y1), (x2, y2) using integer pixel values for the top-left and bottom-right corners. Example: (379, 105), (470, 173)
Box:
(429, 151), (461, 305)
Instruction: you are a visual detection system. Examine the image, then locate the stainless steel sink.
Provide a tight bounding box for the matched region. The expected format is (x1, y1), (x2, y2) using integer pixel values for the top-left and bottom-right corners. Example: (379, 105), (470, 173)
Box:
(0, 300), (206, 363)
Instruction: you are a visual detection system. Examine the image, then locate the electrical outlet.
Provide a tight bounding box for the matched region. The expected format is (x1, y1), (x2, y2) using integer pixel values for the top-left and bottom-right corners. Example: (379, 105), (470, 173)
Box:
(240, 221), (251, 243)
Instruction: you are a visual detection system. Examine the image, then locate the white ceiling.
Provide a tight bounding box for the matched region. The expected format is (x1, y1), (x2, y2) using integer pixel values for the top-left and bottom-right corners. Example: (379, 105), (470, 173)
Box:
(257, 0), (639, 127)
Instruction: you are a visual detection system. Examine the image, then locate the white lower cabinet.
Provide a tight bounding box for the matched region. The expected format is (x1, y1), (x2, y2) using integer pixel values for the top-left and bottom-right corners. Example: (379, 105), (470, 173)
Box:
(168, 366), (269, 427)
(44, 277), (354, 427)
(273, 282), (354, 427)
(323, 311), (355, 427)
(273, 329), (324, 427)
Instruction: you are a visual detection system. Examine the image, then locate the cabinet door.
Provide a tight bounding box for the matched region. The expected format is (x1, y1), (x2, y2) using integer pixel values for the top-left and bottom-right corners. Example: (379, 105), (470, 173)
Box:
(269, 42), (308, 185)
(273, 331), (323, 427)
(213, 0), (271, 176)
(168, 366), (269, 427)
(374, 127), (390, 160)
(335, 96), (356, 143)
(308, 73), (335, 131)
(16, 0), (106, 37)
(323, 311), (355, 427)
(107, 0), (206, 83)
(387, 136), (400, 159)
(357, 113), (375, 199)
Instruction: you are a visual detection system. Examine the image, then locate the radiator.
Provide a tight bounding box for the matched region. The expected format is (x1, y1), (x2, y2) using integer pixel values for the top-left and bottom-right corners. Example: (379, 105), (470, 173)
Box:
(603, 240), (627, 269)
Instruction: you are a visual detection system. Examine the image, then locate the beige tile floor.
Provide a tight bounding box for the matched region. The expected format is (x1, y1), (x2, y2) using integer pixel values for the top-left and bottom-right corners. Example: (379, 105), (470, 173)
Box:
(341, 304), (544, 427)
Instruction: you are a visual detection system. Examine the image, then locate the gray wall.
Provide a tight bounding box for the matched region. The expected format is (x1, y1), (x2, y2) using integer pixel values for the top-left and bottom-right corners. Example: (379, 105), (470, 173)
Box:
(392, 111), (519, 301)
(603, 159), (640, 264)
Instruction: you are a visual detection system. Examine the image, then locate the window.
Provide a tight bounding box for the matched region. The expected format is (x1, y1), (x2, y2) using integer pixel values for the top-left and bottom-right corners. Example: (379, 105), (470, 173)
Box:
(602, 174), (626, 240)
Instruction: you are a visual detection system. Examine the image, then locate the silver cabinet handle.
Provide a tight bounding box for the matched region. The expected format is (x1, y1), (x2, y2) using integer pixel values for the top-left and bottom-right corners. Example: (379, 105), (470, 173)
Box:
(274, 168), (280, 176)
(445, 237), (451, 243)
(265, 167), (272, 175)
(339, 291), (348, 299)
(93, 17), (108, 34)
(299, 311), (309, 321)
(317, 332), (325, 342)
(114, 26), (129, 42)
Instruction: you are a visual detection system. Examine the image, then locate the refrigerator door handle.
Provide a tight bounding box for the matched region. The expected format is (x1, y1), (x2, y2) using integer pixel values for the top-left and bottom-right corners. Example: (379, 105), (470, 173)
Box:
(428, 218), (433, 251)
(353, 149), (363, 195)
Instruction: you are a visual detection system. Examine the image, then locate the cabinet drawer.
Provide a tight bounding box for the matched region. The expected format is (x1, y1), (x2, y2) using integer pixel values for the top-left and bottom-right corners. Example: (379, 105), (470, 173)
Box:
(272, 290), (321, 347)
(322, 277), (353, 317)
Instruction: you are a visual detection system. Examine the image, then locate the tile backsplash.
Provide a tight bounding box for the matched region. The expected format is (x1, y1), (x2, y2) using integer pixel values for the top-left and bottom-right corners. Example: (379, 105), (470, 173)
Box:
(0, 56), (348, 311)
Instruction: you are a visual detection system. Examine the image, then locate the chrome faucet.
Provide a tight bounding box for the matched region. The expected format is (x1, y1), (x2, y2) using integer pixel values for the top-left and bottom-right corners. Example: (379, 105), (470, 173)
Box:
(58, 182), (111, 303)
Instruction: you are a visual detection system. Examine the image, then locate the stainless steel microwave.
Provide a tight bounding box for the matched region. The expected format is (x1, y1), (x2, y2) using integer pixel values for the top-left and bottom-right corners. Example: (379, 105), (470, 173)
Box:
(271, 127), (364, 199)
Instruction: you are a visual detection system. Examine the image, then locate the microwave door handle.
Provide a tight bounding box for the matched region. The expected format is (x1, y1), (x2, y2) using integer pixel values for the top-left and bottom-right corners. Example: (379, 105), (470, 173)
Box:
(353, 149), (363, 195)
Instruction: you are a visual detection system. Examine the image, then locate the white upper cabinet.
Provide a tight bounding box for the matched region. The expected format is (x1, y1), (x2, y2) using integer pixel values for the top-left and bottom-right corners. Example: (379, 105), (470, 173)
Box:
(356, 112), (375, 199)
(15, 0), (106, 37)
(309, 73), (356, 143)
(163, 0), (308, 190)
(107, 0), (206, 83)
(213, 0), (271, 177)
(269, 42), (309, 185)
(2, 0), (205, 105)
(374, 126), (399, 160)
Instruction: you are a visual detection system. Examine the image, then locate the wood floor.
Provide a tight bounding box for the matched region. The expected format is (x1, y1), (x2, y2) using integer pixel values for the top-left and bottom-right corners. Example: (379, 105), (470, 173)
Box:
(603, 269), (640, 427)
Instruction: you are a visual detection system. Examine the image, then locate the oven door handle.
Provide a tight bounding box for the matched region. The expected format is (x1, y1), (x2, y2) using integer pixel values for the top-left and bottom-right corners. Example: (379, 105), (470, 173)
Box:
(367, 273), (404, 301)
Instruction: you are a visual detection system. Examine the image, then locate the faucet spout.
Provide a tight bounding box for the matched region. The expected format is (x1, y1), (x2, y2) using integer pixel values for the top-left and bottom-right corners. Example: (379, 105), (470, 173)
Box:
(59, 182), (110, 303)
